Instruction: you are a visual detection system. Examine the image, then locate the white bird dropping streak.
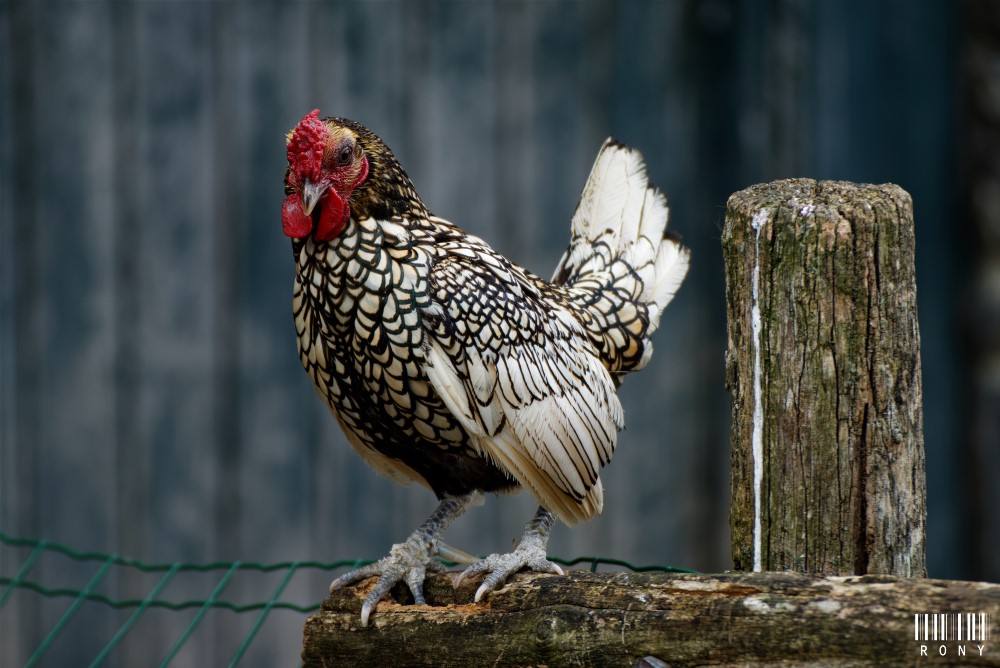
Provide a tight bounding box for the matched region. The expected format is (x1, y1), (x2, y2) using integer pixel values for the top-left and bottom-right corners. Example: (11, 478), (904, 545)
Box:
(750, 209), (769, 573)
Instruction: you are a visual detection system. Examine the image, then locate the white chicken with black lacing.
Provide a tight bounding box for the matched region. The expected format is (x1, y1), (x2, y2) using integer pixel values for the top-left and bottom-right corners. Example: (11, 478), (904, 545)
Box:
(281, 110), (690, 626)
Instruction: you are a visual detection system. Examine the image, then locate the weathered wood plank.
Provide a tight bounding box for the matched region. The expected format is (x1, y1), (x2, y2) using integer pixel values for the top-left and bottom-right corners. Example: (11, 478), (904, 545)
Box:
(132, 0), (218, 564)
(963, 0), (1000, 584)
(131, 4), (219, 665)
(1, 3), (44, 664)
(724, 179), (926, 577)
(29, 0), (119, 557)
(5, 3), (122, 665)
(304, 570), (1000, 667)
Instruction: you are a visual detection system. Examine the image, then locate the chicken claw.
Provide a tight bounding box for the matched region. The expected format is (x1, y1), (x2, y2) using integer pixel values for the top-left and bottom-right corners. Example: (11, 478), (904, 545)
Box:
(329, 493), (475, 626)
(456, 506), (563, 602)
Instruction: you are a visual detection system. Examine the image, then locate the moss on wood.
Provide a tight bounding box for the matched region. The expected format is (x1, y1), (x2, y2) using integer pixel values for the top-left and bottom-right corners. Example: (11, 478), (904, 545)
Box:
(303, 570), (999, 667)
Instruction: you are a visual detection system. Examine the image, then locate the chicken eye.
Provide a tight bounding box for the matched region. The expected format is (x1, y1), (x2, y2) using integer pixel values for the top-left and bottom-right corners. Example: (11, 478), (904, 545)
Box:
(336, 145), (354, 167)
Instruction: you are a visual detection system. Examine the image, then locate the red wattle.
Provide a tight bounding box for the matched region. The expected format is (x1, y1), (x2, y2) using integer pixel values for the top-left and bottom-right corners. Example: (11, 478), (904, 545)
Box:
(282, 193), (313, 238)
(316, 190), (350, 241)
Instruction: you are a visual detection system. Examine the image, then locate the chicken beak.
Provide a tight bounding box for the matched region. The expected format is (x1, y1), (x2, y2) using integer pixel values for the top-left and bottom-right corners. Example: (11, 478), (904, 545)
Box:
(301, 179), (326, 217)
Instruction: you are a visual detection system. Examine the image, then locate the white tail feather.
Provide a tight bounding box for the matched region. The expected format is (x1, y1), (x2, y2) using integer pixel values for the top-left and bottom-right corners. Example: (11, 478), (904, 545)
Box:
(646, 237), (690, 335)
(555, 138), (690, 335)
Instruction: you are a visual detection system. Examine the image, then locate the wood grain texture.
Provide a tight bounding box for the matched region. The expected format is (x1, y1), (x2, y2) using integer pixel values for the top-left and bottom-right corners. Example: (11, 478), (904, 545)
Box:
(303, 570), (1000, 667)
(724, 180), (926, 577)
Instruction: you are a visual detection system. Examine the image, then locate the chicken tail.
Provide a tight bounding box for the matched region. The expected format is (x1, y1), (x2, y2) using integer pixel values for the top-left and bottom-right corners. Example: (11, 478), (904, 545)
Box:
(552, 139), (690, 373)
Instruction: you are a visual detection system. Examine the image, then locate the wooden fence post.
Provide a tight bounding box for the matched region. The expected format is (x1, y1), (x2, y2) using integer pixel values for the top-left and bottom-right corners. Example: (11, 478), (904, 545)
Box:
(723, 179), (927, 577)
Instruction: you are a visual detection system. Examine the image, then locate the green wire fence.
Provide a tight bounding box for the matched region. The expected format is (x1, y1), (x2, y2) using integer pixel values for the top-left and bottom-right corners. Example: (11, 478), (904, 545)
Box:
(0, 531), (694, 666)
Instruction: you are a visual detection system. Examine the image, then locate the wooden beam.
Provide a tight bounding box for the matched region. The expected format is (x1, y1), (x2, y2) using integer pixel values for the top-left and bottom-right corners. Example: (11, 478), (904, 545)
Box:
(723, 180), (926, 576)
(302, 570), (1000, 667)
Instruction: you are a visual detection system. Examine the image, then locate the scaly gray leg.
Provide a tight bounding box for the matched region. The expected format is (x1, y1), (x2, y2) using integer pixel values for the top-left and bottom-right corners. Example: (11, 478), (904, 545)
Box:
(329, 492), (476, 626)
(456, 506), (564, 602)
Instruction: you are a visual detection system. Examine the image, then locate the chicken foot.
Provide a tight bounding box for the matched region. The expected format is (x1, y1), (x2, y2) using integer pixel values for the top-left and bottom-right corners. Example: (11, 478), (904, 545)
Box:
(456, 506), (564, 602)
(329, 492), (477, 626)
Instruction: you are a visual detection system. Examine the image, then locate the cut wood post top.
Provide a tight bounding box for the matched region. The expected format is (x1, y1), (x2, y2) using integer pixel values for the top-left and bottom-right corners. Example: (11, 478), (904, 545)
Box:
(727, 178), (912, 215)
(723, 179), (926, 578)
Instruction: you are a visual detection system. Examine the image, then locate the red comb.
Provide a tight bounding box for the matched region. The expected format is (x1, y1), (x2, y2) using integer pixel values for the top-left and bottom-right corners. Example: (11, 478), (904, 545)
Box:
(287, 109), (329, 182)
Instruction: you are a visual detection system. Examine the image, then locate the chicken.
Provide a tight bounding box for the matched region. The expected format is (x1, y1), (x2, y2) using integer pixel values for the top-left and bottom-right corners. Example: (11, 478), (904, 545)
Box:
(282, 110), (690, 625)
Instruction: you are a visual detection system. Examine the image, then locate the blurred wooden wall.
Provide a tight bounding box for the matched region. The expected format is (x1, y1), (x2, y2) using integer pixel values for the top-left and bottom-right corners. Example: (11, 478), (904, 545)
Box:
(0, 1), (975, 666)
(963, 0), (1000, 586)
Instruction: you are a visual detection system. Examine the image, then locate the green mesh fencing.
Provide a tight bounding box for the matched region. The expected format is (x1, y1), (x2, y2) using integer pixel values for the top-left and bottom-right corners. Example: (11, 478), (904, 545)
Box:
(0, 532), (694, 666)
